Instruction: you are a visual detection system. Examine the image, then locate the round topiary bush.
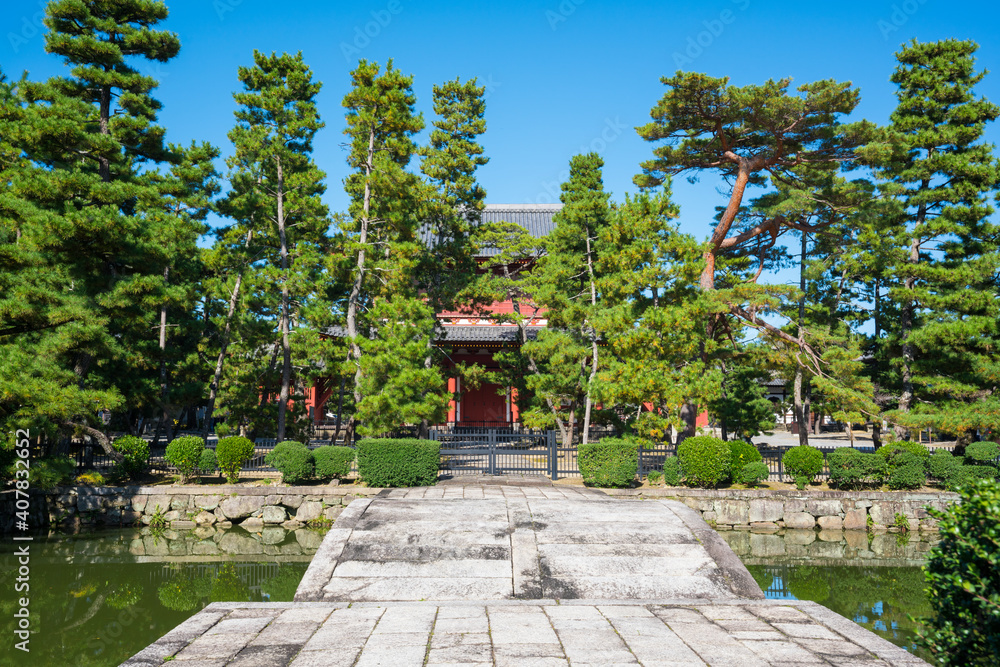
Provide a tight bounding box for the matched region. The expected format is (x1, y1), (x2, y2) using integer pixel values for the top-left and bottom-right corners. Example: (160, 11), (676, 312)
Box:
(740, 462), (770, 487)
(199, 448), (218, 477)
(264, 441), (314, 485)
(828, 448), (886, 489)
(112, 435), (149, 481)
(216, 436), (255, 483)
(662, 457), (682, 486)
(313, 445), (355, 481)
(782, 445), (824, 489)
(728, 440), (762, 479)
(964, 441), (1000, 466)
(165, 436), (206, 483)
(677, 435), (731, 487)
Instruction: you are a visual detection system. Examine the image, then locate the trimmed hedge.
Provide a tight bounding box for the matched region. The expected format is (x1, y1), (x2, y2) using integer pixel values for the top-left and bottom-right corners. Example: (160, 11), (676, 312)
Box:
(828, 448), (886, 489)
(965, 441), (1000, 465)
(879, 441), (930, 465)
(728, 440), (762, 479)
(579, 438), (638, 488)
(887, 451), (926, 490)
(677, 436), (730, 488)
(929, 450), (960, 484)
(314, 445), (355, 480)
(112, 435), (149, 481)
(264, 441), (314, 485)
(356, 439), (439, 487)
(216, 436), (255, 483)
(740, 462), (769, 487)
(662, 457), (682, 486)
(782, 445), (823, 489)
(166, 436), (205, 482)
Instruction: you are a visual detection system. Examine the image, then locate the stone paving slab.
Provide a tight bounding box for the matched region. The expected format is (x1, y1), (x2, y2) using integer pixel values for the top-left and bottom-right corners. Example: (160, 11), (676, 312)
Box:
(122, 600), (930, 666)
(294, 495), (758, 602)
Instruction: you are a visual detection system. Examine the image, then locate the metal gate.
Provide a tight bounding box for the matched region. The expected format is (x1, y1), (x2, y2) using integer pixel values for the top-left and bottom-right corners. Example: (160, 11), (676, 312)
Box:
(432, 429), (560, 478)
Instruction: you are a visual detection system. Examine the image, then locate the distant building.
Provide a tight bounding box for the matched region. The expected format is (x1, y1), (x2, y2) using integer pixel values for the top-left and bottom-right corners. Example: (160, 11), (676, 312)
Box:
(307, 204), (559, 428)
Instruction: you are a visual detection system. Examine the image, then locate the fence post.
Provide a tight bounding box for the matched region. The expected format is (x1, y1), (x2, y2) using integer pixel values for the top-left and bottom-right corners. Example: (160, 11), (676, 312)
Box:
(638, 445), (644, 478)
(777, 450), (784, 483)
(488, 429), (496, 475)
(549, 431), (558, 481)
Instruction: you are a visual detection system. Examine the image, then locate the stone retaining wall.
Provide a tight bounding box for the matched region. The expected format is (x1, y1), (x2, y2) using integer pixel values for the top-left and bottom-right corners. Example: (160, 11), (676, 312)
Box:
(0, 485), (382, 532)
(603, 488), (957, 532)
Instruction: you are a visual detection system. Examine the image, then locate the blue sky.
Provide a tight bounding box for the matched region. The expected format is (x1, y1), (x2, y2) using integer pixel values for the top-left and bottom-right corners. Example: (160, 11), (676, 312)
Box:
(4, 0), (1000, 264)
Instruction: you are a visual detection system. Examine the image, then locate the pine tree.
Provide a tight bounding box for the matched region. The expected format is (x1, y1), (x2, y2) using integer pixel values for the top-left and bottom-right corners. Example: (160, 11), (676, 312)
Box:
(0, 0), (183, 453)
(635, 73), (869, 437)
(341, 60), (449, 435)
(220, 51), (329, 441)
(859, 39), (1000, 439)
(415, 77), (488, 435)
(524, 153), (610, 445)
(592, 188), (719, 441)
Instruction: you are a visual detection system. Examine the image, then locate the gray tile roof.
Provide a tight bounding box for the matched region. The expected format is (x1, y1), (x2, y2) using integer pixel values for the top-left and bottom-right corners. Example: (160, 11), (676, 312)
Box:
(438, 326), (542, 343)
(321, 325), (542, 344)
(420, 204), (561, 257)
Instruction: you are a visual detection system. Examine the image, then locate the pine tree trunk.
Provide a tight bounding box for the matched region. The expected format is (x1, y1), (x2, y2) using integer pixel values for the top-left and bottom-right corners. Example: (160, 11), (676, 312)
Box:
(794, 232), (810, 447)
(276, 157), (292, 442)
(153, 267), (171, 448)
(203, 230), (253, 442)
(346, 123), (376, 434)
(581, 232), (599, 445)
(897, 233), (921, 439)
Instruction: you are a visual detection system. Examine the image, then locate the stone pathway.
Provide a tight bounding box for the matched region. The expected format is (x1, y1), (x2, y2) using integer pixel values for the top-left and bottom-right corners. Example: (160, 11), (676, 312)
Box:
(123, 600), (928, 666)
(294, 493), (761, 602)
(122, 486), (931, 666)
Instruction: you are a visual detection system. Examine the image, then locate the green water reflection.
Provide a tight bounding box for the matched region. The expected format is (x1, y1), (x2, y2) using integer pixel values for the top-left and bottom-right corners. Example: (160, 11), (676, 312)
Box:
(726, 530), (935, 662)
(0, 526), (324, 667)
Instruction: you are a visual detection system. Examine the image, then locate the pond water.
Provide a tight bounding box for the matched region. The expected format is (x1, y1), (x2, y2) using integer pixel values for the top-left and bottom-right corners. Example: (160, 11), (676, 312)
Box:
(720, 528), (937, 663)
(0, 524), (328, 667)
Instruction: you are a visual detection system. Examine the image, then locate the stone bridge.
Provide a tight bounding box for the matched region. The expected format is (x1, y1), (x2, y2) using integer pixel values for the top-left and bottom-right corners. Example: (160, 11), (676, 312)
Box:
(124, 484), (929, 666)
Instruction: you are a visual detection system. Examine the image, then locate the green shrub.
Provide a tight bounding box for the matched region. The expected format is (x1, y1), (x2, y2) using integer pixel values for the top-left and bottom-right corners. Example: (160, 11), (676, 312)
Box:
(879, 441), (930, 465)
(918, 479), (1000, 665)
(964, 441), (1000, 465)
(157, 576), (199, 611)
(356, 439), (439, 487)
(199, 448), (218, 476)
(828, 448), (886, 489)
(216, 436), (255, 483)
(29, 457), (76, 490)
(887, 451), (926, 490)
(165, 436), (206, 482)
(264, 441), (314, 485)
(662, 457), (681, 486)
(579, 438), (638, 488)
(646, 470), (663, 485)
(112, 435), (149, 481)
(75, 471), (106, 486)
(313, 446), (355, 481)
(782, 445), (824, 489)
(728, 440), (762, 479)
(948, 465), (998, 490)
(740, 462), (770, 487)
(677, 435), (731, 487)
(929, 450), (960, 484)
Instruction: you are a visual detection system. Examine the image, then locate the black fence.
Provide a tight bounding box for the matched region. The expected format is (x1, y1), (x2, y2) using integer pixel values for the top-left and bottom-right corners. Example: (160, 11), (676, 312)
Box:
(67, 430), (951, 483)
